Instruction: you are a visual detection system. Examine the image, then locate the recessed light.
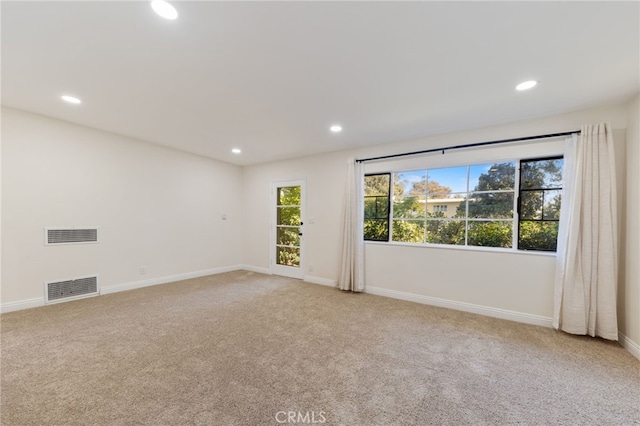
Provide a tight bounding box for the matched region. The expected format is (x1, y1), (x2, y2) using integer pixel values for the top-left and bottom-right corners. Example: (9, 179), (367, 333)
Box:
(231, 148), (242, 154)
(61, 95), (81, 104)
(516, 80), (538, 91)
(151, 0), (178, 20)
(330, 125), (343, 133)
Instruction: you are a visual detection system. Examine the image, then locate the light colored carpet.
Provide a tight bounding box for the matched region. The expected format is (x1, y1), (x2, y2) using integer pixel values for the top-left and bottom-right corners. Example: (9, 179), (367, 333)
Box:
(1, 271), (638, 425)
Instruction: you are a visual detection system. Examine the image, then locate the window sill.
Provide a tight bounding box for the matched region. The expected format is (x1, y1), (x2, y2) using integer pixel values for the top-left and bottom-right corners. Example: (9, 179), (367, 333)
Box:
(364, 240), (557, 257)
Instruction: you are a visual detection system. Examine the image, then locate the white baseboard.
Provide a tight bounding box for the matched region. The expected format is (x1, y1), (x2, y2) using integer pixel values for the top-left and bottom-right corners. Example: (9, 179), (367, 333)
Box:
(365, 286), (553, 328)
(240, 264), (272, 275)
(619, 332), (640, 361)
(304, 275), (336, 287)
(2, 265), (245, 313)
(100, 265), (242, 295)
(1, 297), (45, 313)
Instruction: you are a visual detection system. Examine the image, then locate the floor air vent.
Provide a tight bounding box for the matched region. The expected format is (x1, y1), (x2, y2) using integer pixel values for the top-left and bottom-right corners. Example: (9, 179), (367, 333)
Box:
(46, 228), (98, 245)
(46, 276), (98, 303)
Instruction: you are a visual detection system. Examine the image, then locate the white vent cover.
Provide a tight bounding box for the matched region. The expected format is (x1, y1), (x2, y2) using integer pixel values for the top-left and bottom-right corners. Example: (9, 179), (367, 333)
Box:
(45, 275), (99, 303)
(45, 227), (98, 245)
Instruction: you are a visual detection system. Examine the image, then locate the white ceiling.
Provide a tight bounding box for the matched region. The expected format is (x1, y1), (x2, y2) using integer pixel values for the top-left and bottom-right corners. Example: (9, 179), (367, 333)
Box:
(2, 1), (639, 166)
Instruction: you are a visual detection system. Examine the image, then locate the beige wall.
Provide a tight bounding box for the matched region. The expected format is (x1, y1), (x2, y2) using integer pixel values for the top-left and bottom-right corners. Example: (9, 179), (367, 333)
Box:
(621, 94), (640, 349)
(242, 151), (347, 280)
(1, 107), (242, 307)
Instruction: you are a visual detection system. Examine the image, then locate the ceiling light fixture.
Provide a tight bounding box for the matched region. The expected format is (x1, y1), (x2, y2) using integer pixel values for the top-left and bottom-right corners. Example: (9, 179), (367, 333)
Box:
(231, 148), (242, 154)
(61, 95), (82, 104)
(151, 0), (178, 20)
(516, 80), (538, 91)
(330, 125), (343, 133)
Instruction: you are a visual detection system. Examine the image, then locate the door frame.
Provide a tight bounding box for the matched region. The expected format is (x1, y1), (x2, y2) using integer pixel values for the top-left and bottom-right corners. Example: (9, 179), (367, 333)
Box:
(270, 178), (306, 279)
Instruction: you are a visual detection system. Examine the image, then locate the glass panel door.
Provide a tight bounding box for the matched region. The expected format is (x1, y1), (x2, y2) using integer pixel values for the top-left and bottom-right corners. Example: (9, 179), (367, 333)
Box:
(272, 180), (305, 278)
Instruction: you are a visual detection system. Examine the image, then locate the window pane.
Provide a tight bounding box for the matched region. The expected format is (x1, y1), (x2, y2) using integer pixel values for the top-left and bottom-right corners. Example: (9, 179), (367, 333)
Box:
(519, 221), (559, 251)
(394, 171), (427, 195)
(277, 186), (300, 205)
(277, 207), (300, 226)
(427, 166), (467, 196)
(377, 197), (389, 217)
(364, 174), (391, 242)
(543, 190), (562, 220)
(364, 219), (389, 241)
(468, 221), (513, 248)
(467, 192), (514, 218)
(426, 220), (465, 245)
(277, 227), (300, 246)
(520, 191), (543, 220)
(364, 174), (390, 196)
(521, 158), (563, 189)
(393, 196), (426, 218)
(517, 156), (563, 252)
(392, 220), (425, 243)
(365, 196), (389, 219)
(364, 197), (377, 218)
(276, 246), (300, 266)
(469, 162), (516, 191)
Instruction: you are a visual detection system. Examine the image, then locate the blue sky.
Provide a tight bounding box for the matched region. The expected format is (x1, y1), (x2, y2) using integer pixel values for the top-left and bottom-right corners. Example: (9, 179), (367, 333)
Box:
(397, 163), (515, 195)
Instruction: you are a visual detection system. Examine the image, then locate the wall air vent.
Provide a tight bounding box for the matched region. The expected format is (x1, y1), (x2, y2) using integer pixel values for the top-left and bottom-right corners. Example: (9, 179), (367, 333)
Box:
(45, 227), (98, 245)
(45, 275), (99, 303)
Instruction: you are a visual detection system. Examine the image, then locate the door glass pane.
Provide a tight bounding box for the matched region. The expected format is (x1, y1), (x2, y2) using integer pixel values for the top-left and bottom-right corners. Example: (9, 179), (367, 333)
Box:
(277, 227), (300, 246)
(277, 246), (300, 266)
(277, 186), (301, 205)
(277, 207), (300, 226)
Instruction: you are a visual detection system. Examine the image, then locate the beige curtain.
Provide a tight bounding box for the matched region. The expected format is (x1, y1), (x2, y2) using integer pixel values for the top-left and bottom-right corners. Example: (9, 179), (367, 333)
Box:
(337, 158), (365, 292)
(553, 123), (618, 340)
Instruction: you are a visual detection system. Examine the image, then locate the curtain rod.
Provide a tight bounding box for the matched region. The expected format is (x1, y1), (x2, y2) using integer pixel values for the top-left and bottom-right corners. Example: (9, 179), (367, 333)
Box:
(355, 130), (581, 163)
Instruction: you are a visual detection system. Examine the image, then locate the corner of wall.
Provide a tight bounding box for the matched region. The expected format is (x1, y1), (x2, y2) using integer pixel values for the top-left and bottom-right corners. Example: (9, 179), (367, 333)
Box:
(622, 93), (640, 356)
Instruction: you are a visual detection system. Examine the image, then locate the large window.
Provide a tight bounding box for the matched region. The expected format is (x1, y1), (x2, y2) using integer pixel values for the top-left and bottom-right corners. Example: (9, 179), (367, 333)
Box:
(363, 157), (564, 252)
